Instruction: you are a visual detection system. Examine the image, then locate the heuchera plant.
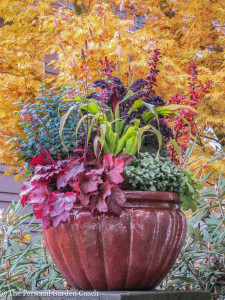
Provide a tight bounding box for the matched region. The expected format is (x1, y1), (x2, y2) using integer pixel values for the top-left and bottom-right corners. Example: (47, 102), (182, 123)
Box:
(21, 148), (132, 229)
(18, 49), (202, 229)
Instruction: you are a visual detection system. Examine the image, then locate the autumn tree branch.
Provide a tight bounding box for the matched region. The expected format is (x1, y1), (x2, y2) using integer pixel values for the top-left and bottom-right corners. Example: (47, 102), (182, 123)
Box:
(199, 135), (221, 145)
(0, 70), (42, 82)
(158, 0), (175, 18)
(73, 1), (87, 15)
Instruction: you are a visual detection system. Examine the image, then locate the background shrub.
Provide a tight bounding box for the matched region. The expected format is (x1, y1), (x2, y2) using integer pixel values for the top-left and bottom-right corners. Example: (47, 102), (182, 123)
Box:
(159, 173), (225, 299)
(0, 202), (65, 299)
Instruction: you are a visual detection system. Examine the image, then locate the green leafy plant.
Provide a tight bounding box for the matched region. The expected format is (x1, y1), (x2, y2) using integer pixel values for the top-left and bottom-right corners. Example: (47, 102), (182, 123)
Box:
(180, 170), (202, 211)
(6, 84), (80, 176)
(124, 152), (202, 211)
(58, 90), (163, 159)
(91, 107), (162, 158)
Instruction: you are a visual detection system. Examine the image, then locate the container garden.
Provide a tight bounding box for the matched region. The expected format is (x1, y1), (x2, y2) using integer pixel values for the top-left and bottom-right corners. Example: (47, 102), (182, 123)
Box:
(17, 50), (201, 291)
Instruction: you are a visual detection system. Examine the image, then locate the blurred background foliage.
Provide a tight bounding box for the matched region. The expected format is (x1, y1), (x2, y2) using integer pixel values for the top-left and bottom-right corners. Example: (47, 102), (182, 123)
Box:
(160, 172), (225, 300)
(0, 202), (65, 300)
(0, 0), (224, 179)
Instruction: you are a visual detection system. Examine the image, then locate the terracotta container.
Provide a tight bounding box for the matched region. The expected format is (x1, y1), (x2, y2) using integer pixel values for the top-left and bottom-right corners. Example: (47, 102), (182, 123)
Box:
(43, 191), (187, 290)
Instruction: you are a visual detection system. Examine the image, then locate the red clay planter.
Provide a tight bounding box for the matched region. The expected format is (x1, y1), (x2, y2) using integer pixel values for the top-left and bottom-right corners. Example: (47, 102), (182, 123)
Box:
(43, 191), (187, 290)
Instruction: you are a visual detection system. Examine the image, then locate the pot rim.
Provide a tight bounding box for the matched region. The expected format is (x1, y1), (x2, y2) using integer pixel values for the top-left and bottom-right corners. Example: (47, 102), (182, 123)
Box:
(124, 190), (180, 203)
(43, 191), (182, 229)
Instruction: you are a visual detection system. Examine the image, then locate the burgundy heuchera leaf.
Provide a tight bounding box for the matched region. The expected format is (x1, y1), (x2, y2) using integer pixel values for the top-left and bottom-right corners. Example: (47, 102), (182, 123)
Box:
(57, 158), (84, 189)
(31, 160), (64, 183)
(20, 181), (36, 206)
(29, 149), (54, 168)
(103, 153), (124, 184)
(21, 150), (128, 229)
(29, 186), (49, 219)
(116, 153), (133, 166)
(75, 169), (103, 206)
(48, 191), (77, 227)
(90, 181), (112, 213)
(106, 185), (126, 215)
(77, 169), (104, 194)
(20, 179), (48, 206)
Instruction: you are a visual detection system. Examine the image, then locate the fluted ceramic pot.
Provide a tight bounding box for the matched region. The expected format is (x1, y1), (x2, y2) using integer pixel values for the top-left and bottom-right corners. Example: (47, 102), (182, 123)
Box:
(43, 191), (187, 290)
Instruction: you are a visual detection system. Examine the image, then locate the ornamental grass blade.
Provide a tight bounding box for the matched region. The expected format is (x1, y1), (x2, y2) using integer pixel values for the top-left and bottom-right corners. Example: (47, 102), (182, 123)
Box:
(207, 153), (224, 164)
(136, 128), (143, 155)
(194, 168), (202, 177)
(200, 170), (214, 183)
(218, 172), (223, 188)
(115, 120), (125, 140)
(200, 188), (217, 197)
(119, 90), (134, 104)
(183, 135), (198, 166)
(93, 135), (100, 157)
(80, 103), (101, 115)
(75, 113), (95, 145)
(157, 104), (198, 114)
(170, 138), (182, 164)
(115, 102), (121, 135)
(100, 122), (117, 153)
(59, 104), (77, 151)
(142, 102), (158, 119)
(149, 126), (162, 159)
(221, 180), (225, 198)
(99, 124), (111, 153)
(61, 95), (82, 103)
(187, 156), (205, 168)
(128, 99), (143, 114)
(57, 96), (82, 117)
(105, 122), (117, 153)
(130, 118), (140, 127)
(87, 124), (93, 145)
(143, 104), (198, 124)
(10, 245), (32, 274)
(190, 153), (224, 171)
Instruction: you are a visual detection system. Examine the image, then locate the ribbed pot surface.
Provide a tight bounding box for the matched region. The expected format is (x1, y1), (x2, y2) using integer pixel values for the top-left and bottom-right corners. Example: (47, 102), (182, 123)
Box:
(43, 191), (187, 290)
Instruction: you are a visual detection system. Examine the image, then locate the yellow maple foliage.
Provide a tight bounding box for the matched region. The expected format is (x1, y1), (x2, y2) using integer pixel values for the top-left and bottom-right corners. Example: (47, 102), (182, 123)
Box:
(0, 0), (224, 179)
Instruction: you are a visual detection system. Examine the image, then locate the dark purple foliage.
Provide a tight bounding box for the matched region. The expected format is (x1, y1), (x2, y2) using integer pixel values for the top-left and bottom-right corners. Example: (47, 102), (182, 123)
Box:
(130, 79), (148, 93)
(153, 118), (174, 140)
(110, 77), (127, 100)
